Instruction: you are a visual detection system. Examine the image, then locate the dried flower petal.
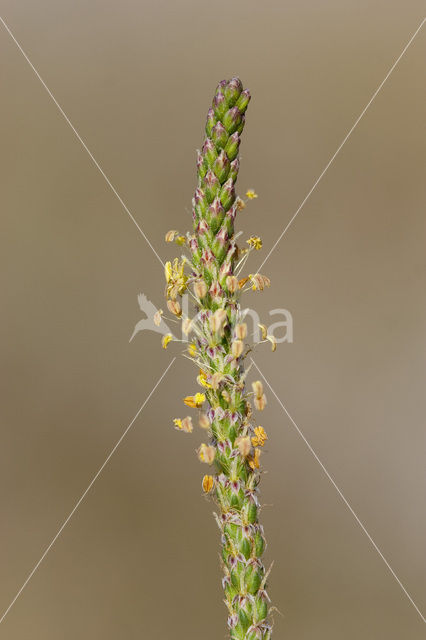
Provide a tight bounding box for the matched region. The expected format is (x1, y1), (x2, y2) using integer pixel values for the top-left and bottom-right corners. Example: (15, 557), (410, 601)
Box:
(198, 413), (210, 430)
(198, 443), (216, 464)
(266, 334), (277, 352)
(165, 230), (178, 242)
(236, 435), (251, 457)
(167, 299), (182, 317)
(235, 323), (247, 339)
(258, 323), (267, 340)
(153, 309), (163, 326)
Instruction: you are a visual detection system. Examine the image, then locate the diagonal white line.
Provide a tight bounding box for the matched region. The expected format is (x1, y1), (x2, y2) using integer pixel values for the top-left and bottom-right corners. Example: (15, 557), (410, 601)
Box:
(258, 18), (426, 272)
(0, 15), (164, 268)
(0, 357), (176, 625)
(251, 357), (426, 624)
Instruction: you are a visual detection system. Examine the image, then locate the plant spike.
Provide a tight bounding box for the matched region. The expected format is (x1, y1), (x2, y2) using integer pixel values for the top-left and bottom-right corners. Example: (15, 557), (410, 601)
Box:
(163, 77), (274, 640)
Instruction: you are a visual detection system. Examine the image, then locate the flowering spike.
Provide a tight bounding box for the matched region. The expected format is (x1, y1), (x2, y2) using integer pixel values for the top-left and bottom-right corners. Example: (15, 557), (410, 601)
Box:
(161, 78), (273, 639)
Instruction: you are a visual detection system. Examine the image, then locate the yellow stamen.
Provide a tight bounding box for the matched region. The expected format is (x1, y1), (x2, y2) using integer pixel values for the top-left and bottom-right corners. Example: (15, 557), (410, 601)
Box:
(162, 333), (173, 349)
(202, 475), (214, 493)
(247, 236), (262, 250)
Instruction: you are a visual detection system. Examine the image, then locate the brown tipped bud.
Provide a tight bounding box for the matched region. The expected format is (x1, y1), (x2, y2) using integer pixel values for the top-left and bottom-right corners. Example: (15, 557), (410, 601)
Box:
(235, 323), (247, 340)
(167, 299), (182, 317)
(236, 436), (251, 458)
(199, 413), (210, 430)
(231, 339), (244, 358)
(226, 275), (238, 293)
(254, 394), (267, 411)
(252, 380), (264, 398)
(194, 280), (207, 299)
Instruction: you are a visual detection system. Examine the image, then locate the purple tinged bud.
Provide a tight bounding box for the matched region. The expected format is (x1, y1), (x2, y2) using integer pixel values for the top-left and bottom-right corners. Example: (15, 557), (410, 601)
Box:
(189, 237), (198, 253)
(224, 131), (240, 161)
(219, 178), (236, 210)
(211, 121), (228, 149)
(215, 406), (225, 420)
(236, 89), (251, 113)
(227, 614), (238, 629)
(222, 575), (231, 589)
(208, 197), (225, 233)
(230, 411), (239, 425)
(202, 138), (217, 167)
(203, 169), (220, 197)
(194, 187), (204, 205)
(207, 408), (215, 423)
(215, 226), (229, 247)
(217, 473), (227, 486)
(197, 219), (210, 235)
(201, 247), (215, 265)
(222, 106), (242, 135)
(209, 197), (224, 218)
(229, 158), (239, 182)
(236, 114), (246, 135)
(224, 77), (243, 106)
(213, 91), (227, 119)
(213, 149), (230, 183)
(218, 260), (232, 281)
(225, 243), (237, 261)
(228, 204), (237, 221)
(209, 280), (223, 300)
(215, 79), (227, 94)
(203, 178), (220, 208)
(205, 107), (215, 136)
(231, 480), (240, 494)
(217, 440), (226, 454)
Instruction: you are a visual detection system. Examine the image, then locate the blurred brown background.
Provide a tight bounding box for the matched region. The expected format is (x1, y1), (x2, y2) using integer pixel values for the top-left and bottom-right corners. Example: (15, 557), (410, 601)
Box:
(0, 1), (425, 638)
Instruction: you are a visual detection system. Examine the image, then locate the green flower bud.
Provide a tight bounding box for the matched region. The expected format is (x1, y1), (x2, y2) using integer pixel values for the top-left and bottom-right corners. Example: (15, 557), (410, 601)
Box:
(224, 132), (240, 161)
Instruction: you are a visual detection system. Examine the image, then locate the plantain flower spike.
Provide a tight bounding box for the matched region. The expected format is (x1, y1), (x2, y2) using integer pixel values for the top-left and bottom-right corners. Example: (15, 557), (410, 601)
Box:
(163, 78), (274, 640)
